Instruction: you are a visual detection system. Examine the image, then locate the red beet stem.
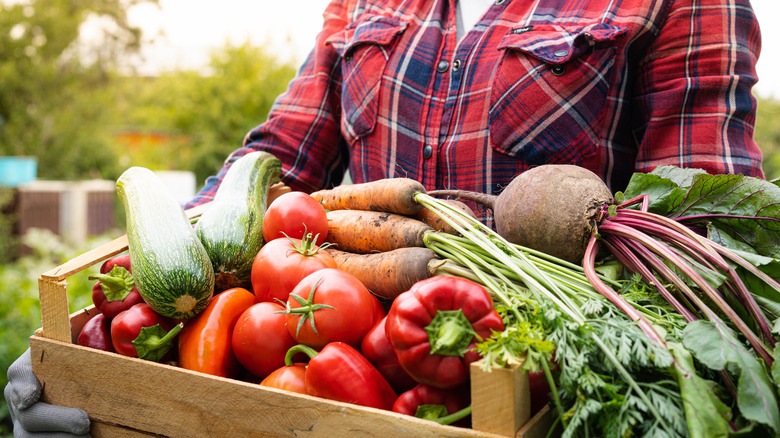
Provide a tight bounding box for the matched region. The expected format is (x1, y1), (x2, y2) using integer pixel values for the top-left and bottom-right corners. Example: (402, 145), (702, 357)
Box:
(426, 190), (498, 210)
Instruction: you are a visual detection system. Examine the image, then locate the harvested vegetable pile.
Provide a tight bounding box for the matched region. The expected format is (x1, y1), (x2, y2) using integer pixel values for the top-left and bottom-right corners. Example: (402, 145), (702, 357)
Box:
(421, 164), (780, 437)
(75, 158), (780, 437)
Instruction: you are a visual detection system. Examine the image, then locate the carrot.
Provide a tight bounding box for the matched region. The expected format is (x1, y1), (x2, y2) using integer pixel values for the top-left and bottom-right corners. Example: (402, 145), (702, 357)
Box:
(415, 199), (477, 235)
(325, 209), (432, 253)
(325, 247), (444, 300)
(311, 178), (426, 216)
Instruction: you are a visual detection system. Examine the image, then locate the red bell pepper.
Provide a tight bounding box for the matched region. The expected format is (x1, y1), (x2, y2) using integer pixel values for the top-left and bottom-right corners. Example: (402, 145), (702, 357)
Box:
(360, 316), (417, 393)
(287, 342), (397, 410)
(101, 254), (132, 272)
(111, 303), (182, 361)
(89, 255), (145, 320)
(393, 383), (471, 426)
(385, 276), (504, 389)
(77, 313), (114, 352)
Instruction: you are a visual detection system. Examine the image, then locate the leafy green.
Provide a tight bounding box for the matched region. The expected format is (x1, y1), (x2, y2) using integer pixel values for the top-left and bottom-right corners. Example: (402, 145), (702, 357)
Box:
(725, 248), (780, 305)
(669, 342), (732, 438)
(623, 167), (780, 258)
(551, 309), (685, 438)
(682, 320), (780, 434)
(417, 194), (687, 437)
(773, 346), (780, 393)
(475, 310), (555, 373)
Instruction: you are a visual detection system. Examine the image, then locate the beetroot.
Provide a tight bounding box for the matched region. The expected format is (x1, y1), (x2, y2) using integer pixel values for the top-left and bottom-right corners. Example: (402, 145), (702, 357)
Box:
(429, 165), (613, 263)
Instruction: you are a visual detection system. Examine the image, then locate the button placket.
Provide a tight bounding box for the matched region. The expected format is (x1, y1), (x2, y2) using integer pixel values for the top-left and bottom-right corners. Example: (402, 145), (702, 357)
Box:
(423, 144), (434, 159)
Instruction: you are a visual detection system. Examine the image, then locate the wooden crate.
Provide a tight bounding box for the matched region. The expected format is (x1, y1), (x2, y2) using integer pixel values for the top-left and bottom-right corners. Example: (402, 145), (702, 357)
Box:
(29, 204), (555, 438)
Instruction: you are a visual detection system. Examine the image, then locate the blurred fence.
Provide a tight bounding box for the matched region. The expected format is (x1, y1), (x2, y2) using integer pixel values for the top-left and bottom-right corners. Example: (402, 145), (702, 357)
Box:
(13, 180), (117, 249)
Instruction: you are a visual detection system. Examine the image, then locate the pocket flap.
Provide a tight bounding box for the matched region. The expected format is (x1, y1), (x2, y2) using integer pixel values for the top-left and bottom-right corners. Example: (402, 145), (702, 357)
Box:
(497, 23), (627, 64)
(326, 16), (409, 57)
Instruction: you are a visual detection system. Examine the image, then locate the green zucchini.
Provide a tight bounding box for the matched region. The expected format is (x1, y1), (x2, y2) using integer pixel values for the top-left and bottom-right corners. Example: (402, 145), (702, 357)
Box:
(117, 167), (215, 319)
(194, 151), (282, 291)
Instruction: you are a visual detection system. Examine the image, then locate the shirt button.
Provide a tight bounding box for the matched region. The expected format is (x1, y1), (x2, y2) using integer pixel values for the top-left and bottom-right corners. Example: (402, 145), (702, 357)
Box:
(554, 49), (569, 57)
(436, 60), (449, 73)
(423, 145), (433, 159)
(551, 65), (565, 76)
(452, 59), (461, 72)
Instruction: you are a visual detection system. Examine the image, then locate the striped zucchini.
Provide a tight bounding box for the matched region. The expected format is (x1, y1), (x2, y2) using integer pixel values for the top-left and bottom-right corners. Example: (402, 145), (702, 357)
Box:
(117, 167), (215, 319)
(195, 151), (282, 290)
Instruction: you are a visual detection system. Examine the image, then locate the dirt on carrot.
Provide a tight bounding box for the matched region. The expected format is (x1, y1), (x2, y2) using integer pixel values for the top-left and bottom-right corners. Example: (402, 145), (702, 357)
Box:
(325, 247), (443, 300)
(324, 209), (433, 254)
(310, 178), (426, 216)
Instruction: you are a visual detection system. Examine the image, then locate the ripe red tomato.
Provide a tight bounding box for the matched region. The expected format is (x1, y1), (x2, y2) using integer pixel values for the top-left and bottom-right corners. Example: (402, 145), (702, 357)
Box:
(371, 295), (387, 326)
(262, 191), (328, 246)
(260, 363), (308, 395)
(232, 302), (298, 379)
(285, 268), (375, 349)
(250, 236), (337, 303)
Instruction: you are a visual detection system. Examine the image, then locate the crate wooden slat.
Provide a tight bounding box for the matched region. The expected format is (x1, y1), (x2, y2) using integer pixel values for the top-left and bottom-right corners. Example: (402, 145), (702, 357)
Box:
(29, 200), (555, 438)
(30, 335), (510, 438)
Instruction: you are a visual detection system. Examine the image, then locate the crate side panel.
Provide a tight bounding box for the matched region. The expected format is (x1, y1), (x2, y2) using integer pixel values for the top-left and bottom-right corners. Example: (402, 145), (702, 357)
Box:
(91, 422), (157, 438)
(30, 336), (500, 438)
(470, 363), (530, 436)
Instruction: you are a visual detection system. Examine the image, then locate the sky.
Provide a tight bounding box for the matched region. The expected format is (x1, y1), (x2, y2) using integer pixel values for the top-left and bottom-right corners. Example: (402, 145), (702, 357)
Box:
(125, 0), (780, 98)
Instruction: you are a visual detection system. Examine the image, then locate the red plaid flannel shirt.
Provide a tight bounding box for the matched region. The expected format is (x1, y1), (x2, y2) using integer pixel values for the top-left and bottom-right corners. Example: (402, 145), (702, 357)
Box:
(187, 0), (764, 225)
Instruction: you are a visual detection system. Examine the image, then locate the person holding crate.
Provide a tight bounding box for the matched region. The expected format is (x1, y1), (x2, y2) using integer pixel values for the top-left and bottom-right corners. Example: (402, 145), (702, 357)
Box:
(5, 0), (765, 435)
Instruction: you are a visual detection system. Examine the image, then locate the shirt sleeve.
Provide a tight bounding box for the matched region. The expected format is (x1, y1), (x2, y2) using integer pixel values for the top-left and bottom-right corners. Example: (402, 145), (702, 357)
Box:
(631, 0), (764, 178)
(185, 0), (351, 209)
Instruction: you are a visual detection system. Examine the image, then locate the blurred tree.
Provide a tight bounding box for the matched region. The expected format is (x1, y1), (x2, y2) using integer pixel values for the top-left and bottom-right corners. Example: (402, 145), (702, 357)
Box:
(755, 95), (780, 181)
(111, 41), (298, 187)
(0, 0), (157, 181)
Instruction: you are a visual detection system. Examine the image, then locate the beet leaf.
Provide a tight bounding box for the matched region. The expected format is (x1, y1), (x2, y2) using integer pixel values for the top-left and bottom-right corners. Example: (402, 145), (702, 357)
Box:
(668, 342), (732, 437)
(682, 320), (780, 434)
(623, 167), (780, 258)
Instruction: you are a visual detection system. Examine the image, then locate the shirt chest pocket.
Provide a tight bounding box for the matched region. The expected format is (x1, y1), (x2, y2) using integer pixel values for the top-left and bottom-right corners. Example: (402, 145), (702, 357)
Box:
(488, 23), (627, 165)
(326, 16), (408, 142)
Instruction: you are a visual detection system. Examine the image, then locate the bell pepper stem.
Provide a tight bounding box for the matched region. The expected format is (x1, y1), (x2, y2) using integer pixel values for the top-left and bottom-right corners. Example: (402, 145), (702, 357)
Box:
(133, 322), (183, 362)
(88, 265), (135, 301)
(432, 405), (472, 425)
(285, 344), (319, 366)
(424, 309), (477, 357)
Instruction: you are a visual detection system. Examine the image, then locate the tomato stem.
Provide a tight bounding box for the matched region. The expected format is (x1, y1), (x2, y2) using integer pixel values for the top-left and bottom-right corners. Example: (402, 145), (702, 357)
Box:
(278, 278), (335, 337)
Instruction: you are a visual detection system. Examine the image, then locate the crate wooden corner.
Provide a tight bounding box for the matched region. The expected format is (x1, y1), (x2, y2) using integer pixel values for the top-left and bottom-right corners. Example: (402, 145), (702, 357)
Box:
(29, 204), (555, 438)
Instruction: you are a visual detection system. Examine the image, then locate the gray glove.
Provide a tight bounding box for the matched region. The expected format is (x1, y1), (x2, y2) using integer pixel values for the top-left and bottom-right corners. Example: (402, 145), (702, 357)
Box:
(4, 349), (90, 438)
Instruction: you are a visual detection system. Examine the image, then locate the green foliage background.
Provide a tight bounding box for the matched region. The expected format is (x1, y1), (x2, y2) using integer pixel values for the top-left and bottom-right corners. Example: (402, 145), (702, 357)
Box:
(0, 1), (298, 435)
(756, 95), (780, 181)
(0, 0), (779, 436)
